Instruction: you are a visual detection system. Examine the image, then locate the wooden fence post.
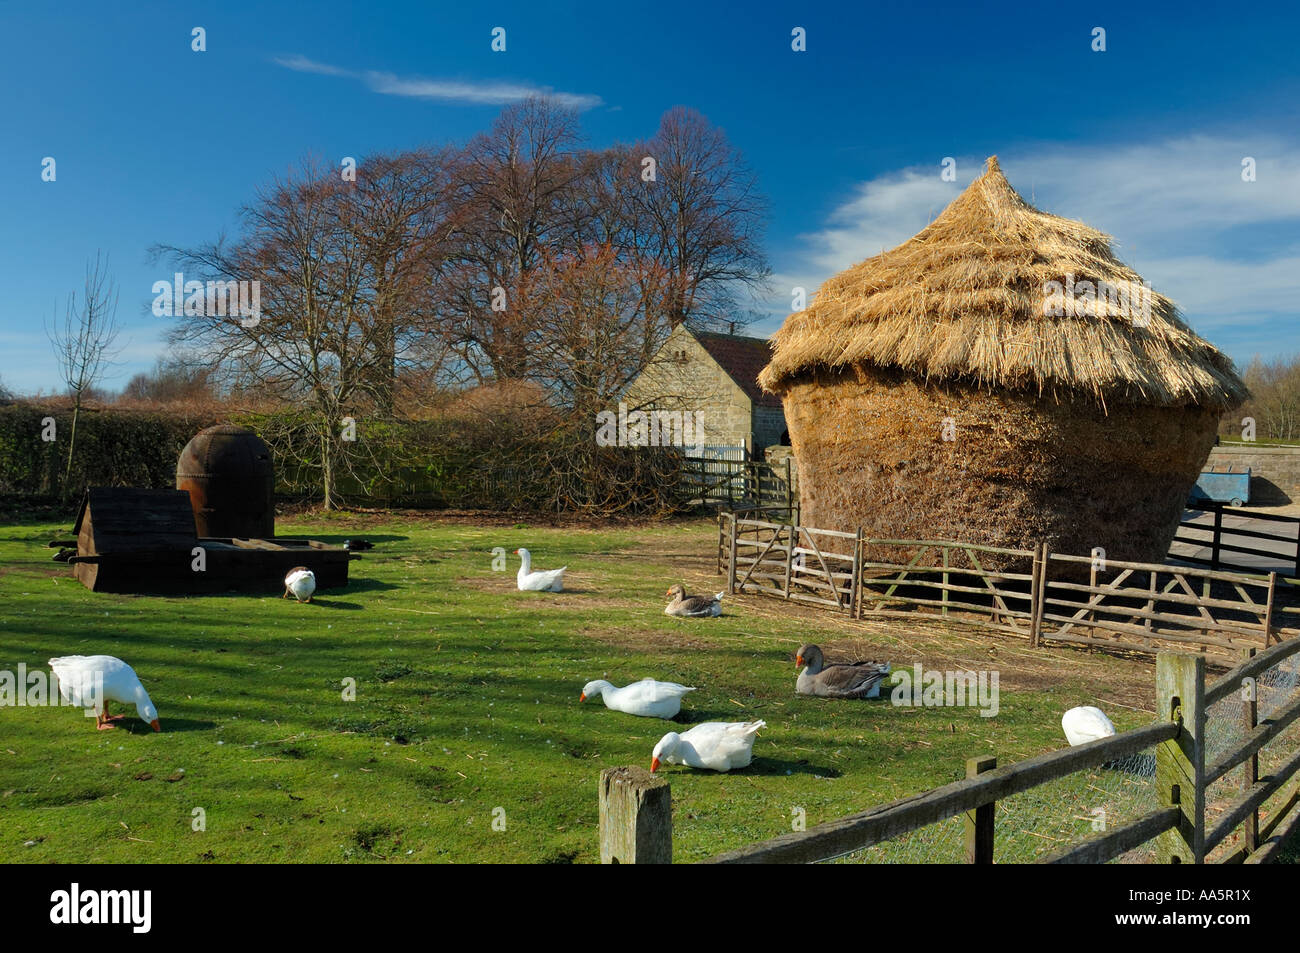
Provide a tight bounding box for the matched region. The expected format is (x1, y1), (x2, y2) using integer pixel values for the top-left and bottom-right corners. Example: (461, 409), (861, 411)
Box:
(1201, 577), (1212, 645)
(727, 513), (738, 595)
(1144, 569), (1157, 635)
(1241, 646), (1259, 854)
(852, 528), (864, 619)
(599, 766), (672, 864)
(783, 523), (795, 600)
(1294, 520), (1300, 580)
(716, 510), (724, 575)
(1029, 542), (1047, 648)
(964, 755), (997, 863)
(1211, 507), (1223, 571)
(784, 456), (793, 518)
(941, 545), (950, 617)
(1089, 558), (1099, 642)
(1155, 652), (1206, 863)
(1028, 543), (1040, 646)
(1263, 572), (1277, 647)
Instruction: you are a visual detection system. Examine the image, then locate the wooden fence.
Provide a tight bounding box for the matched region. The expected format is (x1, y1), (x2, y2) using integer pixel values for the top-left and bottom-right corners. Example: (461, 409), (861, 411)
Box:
(685, 457), (795, 513)
(718, 513), (1294, 660)
(1172, 502), (1300, 582)
(720, 516), (856, 611)
(598, 645), (1300, 864)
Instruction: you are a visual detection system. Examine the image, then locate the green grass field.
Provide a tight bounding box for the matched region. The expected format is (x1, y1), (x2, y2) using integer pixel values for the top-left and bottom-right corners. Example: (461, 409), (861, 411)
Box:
(0, 513), (1171, 863)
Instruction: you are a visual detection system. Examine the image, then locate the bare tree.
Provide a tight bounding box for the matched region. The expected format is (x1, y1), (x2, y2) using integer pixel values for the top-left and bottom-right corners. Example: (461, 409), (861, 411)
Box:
(439, 98), (585, 382)
(524, 243), (673, 416)
(438, 104), (770, 382)
(47, 252), (122, 499)
(1233, 355), (1300, 442)
(159, 159), (384, 508)
(341, 147), (463, 414)
(146, 104), (776, 512)
(629, 107), (771, 330)
(119, 354), (216, 405)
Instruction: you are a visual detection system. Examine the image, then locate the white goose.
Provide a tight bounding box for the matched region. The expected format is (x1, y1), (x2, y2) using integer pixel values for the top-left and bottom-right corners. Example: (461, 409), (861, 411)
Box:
(1062, 706), (1116, 746)
(48, 655), (160, 732)
(283, 567), (316, 603)
(579, 678), (696, 719)
(515, 548), (566, 592)
(651, 720), (766, 773)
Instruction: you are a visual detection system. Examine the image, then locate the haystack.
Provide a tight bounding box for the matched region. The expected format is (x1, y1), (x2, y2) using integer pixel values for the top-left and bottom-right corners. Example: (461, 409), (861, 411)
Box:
(759, 156), (1246, 566)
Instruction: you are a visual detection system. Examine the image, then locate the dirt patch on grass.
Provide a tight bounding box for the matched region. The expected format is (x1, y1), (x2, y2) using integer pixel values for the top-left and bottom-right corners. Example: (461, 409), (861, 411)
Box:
(453, 573), (643, 609)
(0, 563), (66, 581)
(577, 566), (1175, 716)
(740, 594), (1167, 713)
(544, 525), (1259, 716)
(276, 504), (703, 530)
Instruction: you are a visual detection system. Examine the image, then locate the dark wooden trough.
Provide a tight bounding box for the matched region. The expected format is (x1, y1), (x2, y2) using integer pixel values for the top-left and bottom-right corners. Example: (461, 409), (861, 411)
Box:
(59, 487), (357, 594)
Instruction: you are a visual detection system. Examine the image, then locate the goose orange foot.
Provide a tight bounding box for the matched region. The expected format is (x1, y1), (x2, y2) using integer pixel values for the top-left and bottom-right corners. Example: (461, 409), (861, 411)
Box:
(96, 709), (129, 730)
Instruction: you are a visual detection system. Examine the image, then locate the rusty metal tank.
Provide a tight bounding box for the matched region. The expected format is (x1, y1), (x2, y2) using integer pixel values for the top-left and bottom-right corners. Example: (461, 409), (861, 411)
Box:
(176, 424), (275, 539)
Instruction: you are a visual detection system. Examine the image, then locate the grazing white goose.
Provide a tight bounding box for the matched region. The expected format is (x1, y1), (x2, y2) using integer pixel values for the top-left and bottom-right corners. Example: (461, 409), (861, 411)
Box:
(1062, 706), (1116, 746)
(579, 678), (696, 719)
(515, 548), (566, 592)
(664, 584), (723, 617)
(48, 655), (160, 732)
(651, 720), (766, 773)
(796, 644), (891, 699)
(283, 567), (316, 603)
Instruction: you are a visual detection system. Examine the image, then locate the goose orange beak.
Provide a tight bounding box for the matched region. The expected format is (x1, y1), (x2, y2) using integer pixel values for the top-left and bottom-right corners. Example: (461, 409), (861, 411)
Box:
(650, 757), (661, 773)
(578, 693), (586, 703)
(151, 720), (161, 732)
(796, 655), (804, 667)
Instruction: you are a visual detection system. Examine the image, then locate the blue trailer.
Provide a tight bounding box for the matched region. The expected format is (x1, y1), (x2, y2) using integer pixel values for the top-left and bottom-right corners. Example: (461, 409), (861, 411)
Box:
(1190, 466), (1250, 507)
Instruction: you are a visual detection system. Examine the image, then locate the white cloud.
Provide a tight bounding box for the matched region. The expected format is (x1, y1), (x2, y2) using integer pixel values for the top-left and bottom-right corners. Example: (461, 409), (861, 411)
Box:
(271, 54), (351, 77)
(273, 54), (604, 109)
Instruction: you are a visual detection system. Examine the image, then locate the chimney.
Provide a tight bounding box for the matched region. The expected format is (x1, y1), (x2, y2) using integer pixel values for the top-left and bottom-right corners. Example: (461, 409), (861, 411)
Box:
(728, 320), (735, 335)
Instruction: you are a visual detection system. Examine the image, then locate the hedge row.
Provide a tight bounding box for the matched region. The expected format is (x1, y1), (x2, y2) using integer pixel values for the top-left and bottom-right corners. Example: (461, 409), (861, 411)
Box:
(0, 404), (692, 515)
(0, 404), (218, 499)
(246, 411), (691, 513)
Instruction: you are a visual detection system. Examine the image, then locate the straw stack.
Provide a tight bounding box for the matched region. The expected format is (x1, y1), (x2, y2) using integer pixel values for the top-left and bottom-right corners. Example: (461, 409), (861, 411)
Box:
(759, 157), (1246, 565)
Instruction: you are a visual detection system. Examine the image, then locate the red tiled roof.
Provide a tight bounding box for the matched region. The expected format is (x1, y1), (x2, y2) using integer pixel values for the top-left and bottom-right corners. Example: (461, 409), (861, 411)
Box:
(694, 331), (784, 409)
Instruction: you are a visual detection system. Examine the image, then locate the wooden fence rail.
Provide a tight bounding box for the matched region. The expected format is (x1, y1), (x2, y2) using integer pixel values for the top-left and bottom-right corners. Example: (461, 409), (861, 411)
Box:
(707, 717), (1182, 864)
(721, 513), (1293, 661)
(1172, 501), (1300, 581)
(598, 643), (1300, 864)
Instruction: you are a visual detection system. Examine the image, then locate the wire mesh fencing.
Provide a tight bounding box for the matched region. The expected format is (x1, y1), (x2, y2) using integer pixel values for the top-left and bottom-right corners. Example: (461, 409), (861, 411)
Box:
(1203, 646), (1300, 861)
(828, 746), (1161, 864)
(827, 648), (1299, 864)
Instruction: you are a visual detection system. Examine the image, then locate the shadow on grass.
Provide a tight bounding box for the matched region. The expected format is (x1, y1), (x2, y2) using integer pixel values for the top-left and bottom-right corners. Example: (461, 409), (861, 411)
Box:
(115, 717), (216, 734)
(671, 708), (752, 725)
(284, 534), (410, 546)
(651, 757), (839, 779)
(302, 598), (366, 610)
(745, 756), (842, 778)
(514, 587), (595, 595)
(342, 578), (400, 594)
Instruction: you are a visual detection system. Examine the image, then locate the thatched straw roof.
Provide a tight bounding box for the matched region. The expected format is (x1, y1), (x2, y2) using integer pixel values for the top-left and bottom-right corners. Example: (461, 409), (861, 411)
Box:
(759, 157), (1247, 409)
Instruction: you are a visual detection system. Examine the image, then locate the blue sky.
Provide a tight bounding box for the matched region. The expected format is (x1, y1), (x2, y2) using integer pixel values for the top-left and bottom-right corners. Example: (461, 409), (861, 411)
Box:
(2, 0), (1298, 394)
